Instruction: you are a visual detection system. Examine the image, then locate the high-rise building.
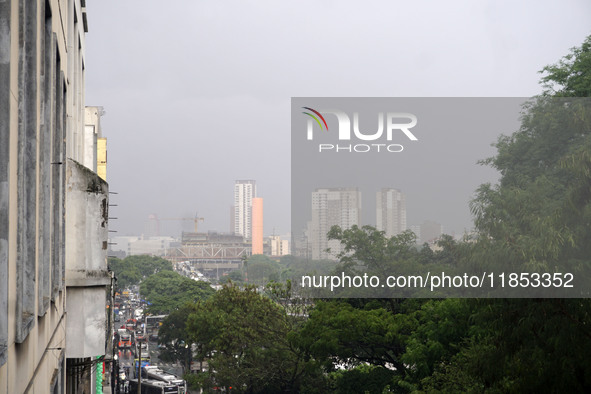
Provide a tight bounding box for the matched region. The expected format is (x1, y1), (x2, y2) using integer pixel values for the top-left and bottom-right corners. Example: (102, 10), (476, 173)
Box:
(310, 187), (361, 260)
(234, 180), (257, 239)
(376, 188), (407, 238)
(82, 106), (107, 177)
(251, 197), (264, 254)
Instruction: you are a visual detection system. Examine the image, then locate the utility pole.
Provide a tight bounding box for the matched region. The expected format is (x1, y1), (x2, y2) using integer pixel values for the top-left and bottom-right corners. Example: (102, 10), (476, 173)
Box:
(242, 254), (248, 283)
(137, 338), (142, 394)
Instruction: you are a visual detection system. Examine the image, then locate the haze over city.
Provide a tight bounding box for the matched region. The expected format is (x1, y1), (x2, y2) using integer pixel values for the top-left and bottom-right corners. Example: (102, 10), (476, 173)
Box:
(3, 1), (591, 392)
(83, 0), (591, 237)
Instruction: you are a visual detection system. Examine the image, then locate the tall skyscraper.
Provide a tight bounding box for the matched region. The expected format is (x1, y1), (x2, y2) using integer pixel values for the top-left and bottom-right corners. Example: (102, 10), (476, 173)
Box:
(310, 187), (361, 260)
(251, 197), (264, 254)
(376, 188), (407, 238)
(234, 180), (257, 239)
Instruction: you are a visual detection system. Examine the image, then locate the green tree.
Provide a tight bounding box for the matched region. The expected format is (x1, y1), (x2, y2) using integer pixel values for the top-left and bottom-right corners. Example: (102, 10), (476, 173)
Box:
(245, 254), (280, 285)
(140, 270), (214, 314)
(421, 35), (591, 392)
(330, 364), (398, 394)
(158, 303), (197, 375)
(224, 269), (244, 283)
(108, 257), (142, 290)
(324, 225), (461, 298)
(186, 284), (320, 393)
(279, 254), (339, 285)
(296, 300), (408, 373)
(289, 222), (477, 392)
(108, 255), (173, 290)
(540, 35), (591, 97)
(292, 35), (591, 393)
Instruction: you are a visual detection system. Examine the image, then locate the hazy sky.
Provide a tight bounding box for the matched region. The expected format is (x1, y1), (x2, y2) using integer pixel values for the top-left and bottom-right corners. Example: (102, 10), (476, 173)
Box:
(84, 0), (590, 238)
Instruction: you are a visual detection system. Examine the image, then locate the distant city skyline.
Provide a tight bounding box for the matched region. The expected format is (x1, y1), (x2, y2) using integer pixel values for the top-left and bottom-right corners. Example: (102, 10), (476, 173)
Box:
(302, 186), (445, 259)
(83, 1), (591, 238)
(290, 97), (532, 243)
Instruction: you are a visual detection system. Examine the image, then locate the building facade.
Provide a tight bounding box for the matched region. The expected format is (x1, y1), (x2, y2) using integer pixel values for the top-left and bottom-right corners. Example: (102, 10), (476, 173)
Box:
(83, 106), (107, 180)
(251, 197), (263, 255)
(310, 188), (361, 260)
(269, 235), (290, 257)
(376, 188), (406, 238)
(64, 157), (110, 394)
(233, 180), (257, 239)
(0, 2), (109, 393)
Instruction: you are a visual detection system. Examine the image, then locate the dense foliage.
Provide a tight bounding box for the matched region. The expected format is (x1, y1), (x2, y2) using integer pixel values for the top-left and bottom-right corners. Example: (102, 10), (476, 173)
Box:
(186, 283), (323, 393)
(233, 254), (338, 286)
(108, 255), (173, 290)
(140, 270), (214, 314)
(158, 303), (198, 375)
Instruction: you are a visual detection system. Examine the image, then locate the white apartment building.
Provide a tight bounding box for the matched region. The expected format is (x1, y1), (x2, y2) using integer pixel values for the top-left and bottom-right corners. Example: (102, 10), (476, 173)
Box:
(269, 235), (290, 257)
(234, 180), (257, 239)
(376, 188), (407, 238)
(310, 188), (361, 260)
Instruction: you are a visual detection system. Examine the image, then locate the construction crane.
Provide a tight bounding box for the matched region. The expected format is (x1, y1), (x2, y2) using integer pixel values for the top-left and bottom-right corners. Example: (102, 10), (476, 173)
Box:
(157, 213), (205, 233)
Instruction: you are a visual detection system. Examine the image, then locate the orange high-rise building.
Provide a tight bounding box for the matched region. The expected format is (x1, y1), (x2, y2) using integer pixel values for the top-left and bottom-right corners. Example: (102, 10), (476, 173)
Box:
(251, 197), (264, 254)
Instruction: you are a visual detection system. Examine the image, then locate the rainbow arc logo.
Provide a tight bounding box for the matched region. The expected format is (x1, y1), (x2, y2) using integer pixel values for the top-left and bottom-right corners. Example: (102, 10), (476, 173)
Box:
(302, 107), (328, 131)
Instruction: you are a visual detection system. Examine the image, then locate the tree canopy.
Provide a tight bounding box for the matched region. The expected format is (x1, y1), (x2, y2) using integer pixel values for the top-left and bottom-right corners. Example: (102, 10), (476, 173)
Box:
(158, 303), (198, 376)
(140, 270), (214, 315)
(108, 255), (173, 290)
(186, 284), (321, 393)
(540, 35), (591, 97)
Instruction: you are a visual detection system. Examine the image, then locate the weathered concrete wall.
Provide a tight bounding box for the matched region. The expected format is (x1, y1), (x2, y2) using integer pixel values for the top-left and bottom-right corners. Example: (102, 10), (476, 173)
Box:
(65, 288), (107, 358)
(0, 1), (91, 393)
(0, 0), (11, 370)
(65, 158), (109, 281)
(65, 158), (109, 359)
(15, 0), (39, 345)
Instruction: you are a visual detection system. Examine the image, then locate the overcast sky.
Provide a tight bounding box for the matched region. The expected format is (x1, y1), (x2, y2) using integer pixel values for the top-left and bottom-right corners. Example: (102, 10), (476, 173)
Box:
(84, 0), (590, 238)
